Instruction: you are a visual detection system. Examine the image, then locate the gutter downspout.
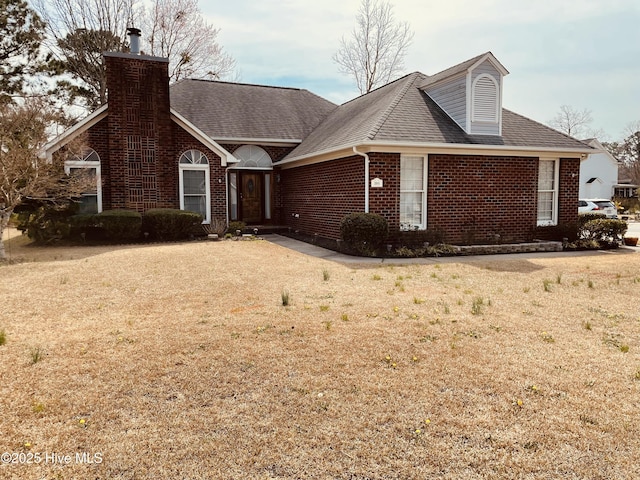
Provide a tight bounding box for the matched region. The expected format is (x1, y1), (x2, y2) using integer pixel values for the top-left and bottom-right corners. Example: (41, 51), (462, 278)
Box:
(353, 146), (370, 213)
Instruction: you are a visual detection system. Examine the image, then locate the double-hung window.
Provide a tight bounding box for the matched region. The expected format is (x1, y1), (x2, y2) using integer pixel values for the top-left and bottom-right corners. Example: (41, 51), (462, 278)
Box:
(179, 150), (210, 223)
(400, 156), (427, 230)
(537, 159), (559, 226)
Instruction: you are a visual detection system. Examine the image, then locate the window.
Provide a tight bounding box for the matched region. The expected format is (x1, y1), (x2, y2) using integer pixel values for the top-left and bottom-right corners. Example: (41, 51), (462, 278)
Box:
(537, 159), (559, 226)
(64, 149), (101, 214)
(179, 150), (210, 223)
(400, 156), (427, 230)
(472, 74), (498, 123)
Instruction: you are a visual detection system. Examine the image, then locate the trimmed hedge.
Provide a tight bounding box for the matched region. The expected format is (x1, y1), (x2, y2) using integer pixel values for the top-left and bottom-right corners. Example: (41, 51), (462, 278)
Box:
(142, 208), (203, 241)
(340, 212), (388, 256)
(68, 210), (142, 242)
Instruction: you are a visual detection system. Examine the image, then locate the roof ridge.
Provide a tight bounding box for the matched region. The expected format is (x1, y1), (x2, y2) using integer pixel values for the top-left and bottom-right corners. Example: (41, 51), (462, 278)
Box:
(177, 77), (306, 92)
(366, 72), (423, 140)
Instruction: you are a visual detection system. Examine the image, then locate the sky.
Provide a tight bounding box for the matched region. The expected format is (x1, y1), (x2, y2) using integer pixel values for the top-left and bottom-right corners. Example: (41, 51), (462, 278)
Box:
(200, 0), (640, 141)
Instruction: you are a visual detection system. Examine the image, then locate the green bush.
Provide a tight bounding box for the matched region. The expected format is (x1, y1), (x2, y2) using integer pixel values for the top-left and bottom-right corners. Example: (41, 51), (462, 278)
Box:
(396, 227), (446, 248)
(340, 212), (388, 256)
(227, 221), (246, 235)
(18, 205), (72, 243)
(95, 210), (142, 241)
(578, 212), (606, 227)
(580, 218), (628, 245)
(142, 209), (203, 241)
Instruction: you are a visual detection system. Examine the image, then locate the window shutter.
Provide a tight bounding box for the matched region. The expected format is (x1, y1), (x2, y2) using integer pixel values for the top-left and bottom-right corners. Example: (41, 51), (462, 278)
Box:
(472, 76), (498, 123)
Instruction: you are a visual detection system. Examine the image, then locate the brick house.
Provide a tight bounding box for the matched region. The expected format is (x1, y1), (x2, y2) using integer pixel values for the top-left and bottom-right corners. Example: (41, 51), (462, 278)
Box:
(45, 41), (593, 245)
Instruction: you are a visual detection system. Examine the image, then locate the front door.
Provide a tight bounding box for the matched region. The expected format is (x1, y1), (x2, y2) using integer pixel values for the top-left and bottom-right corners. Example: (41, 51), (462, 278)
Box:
(240, 172), (262, 223)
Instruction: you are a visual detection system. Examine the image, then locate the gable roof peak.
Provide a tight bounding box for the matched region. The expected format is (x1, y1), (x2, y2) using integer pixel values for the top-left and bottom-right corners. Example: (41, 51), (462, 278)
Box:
(419, 51), (509, 89)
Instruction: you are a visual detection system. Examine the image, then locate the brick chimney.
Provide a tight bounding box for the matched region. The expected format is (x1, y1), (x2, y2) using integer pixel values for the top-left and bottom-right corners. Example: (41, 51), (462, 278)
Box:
(104, 43), (175, 212)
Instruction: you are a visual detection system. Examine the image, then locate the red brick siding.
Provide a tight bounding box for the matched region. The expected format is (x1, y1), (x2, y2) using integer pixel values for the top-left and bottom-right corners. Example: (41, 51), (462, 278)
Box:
(104, 54), (174, 212)
(280, 156), (365, 239)
(558, 158), (580, 225)
(280, 153), (580, 244)
(427, 154), (538, 244)
(368, 153), (401, 231)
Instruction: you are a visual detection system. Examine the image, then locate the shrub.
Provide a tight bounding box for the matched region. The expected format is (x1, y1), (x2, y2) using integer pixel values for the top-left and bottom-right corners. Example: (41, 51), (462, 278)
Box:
(580, 218), (628, 246)
(94, 210), (142, 241)
(340, 212), (388, 256)
(227, 221), (246, 235)
(18, 205), (72, 243)
(142, 209), (203, 241)
(533, 222), (579, 242)
(396, 227), (446, 248)
(203, 217), (227, 237)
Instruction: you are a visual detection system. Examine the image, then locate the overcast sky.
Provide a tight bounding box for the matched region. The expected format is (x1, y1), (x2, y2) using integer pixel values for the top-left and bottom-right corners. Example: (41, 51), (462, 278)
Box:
(201, 0), (639, 141)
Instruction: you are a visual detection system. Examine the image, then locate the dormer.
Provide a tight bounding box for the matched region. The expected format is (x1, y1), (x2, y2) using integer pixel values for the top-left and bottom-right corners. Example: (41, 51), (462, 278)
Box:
(420, 52), (509, 136)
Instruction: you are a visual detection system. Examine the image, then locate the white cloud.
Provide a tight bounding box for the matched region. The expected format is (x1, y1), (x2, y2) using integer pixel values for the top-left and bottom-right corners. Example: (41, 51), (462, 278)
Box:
(202, 0), (640, 138)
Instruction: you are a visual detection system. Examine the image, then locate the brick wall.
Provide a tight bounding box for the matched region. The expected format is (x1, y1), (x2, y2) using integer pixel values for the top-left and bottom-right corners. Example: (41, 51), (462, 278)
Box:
(428, 154), (538, 244)
(104, 53), (174, 212)
(281, 153), (580, 245)
(280, 156), (365, 238)
(558, 157), (580, 225)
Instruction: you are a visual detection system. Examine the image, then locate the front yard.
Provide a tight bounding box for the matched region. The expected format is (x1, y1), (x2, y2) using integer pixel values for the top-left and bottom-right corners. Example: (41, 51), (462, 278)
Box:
(1, 235), (639, 478)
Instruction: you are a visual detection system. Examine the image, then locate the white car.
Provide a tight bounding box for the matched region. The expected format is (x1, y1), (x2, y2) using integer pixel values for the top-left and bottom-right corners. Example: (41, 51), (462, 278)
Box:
(578, 199), (617, 218)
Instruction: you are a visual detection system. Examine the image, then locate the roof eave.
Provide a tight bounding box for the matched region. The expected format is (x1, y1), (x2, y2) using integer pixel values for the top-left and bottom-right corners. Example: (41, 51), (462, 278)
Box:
(170, 109), (237, 165)
(278, 140), (594, 168)
(42, 104), (109, 160)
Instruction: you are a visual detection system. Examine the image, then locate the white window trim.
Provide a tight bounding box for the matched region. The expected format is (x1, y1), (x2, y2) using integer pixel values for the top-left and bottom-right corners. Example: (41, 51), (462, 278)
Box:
(400, 155), (428, 231)
(64, 159), (102, 213)
(471, 74), (499, 124)
(179, 150), (211, 223)
(537, 158), (560, 226)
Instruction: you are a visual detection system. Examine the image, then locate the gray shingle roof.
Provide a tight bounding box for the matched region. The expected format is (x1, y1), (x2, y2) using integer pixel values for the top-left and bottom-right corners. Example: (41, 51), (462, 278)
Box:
(284, 71), (591, 160)
(170, 79), (337, 141)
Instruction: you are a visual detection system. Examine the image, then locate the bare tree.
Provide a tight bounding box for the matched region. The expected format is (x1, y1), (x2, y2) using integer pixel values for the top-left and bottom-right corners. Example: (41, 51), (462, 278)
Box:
(0, 98), (89, 260)
(616, 121), (640, 185)
(141, 0), (236, 82)
(548, 105), (593, 138)
(333, 0), (413, 94)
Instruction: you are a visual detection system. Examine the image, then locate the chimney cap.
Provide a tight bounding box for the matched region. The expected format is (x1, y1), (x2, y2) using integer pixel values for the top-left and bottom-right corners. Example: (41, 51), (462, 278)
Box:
(127, 27), (141, 36)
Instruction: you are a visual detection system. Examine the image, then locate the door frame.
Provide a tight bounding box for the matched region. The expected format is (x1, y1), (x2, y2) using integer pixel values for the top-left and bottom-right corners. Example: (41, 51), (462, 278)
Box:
(228, 169), (273, 224)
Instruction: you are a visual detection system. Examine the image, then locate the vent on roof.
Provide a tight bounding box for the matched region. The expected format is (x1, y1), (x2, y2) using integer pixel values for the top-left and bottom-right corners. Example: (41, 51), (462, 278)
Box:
(472, 74), (498, 123)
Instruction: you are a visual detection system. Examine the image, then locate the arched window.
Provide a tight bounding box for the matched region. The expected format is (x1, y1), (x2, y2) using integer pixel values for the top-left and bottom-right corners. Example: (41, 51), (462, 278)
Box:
(179, 149), (210, 223)
(232, 145), (272, 169)
(64, 149), (102, 214)
(471, 74), (499, 123)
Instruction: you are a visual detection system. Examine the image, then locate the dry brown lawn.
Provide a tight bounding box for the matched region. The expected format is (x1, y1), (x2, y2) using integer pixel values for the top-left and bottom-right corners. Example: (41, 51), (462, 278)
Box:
(1, 231), (639, 479)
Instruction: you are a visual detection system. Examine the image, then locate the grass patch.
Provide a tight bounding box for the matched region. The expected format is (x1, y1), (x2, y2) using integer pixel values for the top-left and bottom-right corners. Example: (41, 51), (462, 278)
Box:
(281, 289), (290, 306)
(0, 328), (5, 346)
(1, 239), (639, 478)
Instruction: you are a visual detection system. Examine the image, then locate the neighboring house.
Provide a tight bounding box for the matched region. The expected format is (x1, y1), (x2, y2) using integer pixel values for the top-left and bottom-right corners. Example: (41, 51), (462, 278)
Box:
(579, 138), (619, 199)
(614, 171), (639, 199)
(44, 32), (593, 245)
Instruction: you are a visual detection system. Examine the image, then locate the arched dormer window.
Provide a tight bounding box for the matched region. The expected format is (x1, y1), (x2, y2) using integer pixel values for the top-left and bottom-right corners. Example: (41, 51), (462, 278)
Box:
(64, 148), (102, 214)
(179, 149), (210, 223)
(471, 74), (499, 123)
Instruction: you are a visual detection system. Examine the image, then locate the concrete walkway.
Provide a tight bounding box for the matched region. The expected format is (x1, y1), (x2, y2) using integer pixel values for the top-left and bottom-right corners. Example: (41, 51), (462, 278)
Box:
(264, 234), (639, 265)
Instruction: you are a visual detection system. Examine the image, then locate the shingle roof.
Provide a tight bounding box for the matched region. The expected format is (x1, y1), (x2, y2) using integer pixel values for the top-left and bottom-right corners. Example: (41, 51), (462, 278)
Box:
(170, 79), (337, 141)
(283, 71), (592, 160)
